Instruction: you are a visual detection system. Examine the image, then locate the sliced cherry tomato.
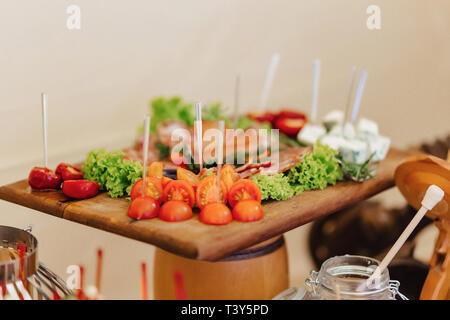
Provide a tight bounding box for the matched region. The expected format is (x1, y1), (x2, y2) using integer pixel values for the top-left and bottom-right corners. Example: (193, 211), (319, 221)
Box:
(274, 116), (307, 137)
(163, 180), (195, 208)
(56, 163), (83, 181)
(177, 167), (200, 191)
(232, 200), (263, 222)
(220, 164), (239, 192)
(199, 203), (232, 225)
(148, 162), (163, 179)
(228, 179), (262, 208)
(159, 200), (193, 222)
(62, 180), (99, 199)
(28, 167), (61, 190)
(247, 111), (276, 124)
(161, 176), (174, 189)
(195, 175), (228, 209)
(130, 177), (164, 202)
(127, 196), (159, 220)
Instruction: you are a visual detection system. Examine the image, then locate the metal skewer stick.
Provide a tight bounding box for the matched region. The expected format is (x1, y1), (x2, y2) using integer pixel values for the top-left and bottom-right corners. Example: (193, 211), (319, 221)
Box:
(362, 185), (444, 290)
(343, 66), (357, 125)
(41, 93), (48, 168)
(311, 59), (321, 123)
(216, 120), (225, 202)
(142, 115), (151, 196)
(195, 102), (203, 171)
(259, 53), (280, 112)
(233, 74), (241, 129)
(350, 69), (367, 125)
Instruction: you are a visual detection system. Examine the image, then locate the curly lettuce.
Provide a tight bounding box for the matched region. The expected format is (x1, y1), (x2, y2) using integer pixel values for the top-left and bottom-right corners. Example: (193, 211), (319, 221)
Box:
(250, 173), (295, 201)
(82, 149), (143, 198)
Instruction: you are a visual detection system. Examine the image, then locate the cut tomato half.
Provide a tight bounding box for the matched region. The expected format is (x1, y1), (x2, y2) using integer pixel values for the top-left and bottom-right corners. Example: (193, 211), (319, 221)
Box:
(177, 167), (200, 191)
(220, 164), (239, 192)
(199, 202), (233, 225)
(130, 177), (164, 203)
(195, 175), (228, 210)
(227, 179), (262, 208)
(148, 162), (164, 179)
(159, 200), (193, 222)
(163, 180), (195, 208)
(232, 200), (263, 222)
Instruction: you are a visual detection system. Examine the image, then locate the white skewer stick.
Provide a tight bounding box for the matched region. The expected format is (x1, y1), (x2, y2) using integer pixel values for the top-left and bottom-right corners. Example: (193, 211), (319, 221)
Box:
(310, 59), (321, 123)
(343, 66), (357, 125)
(350, 69), (367, 124)
(216, 120), (225, 202)
(233, 73), (241, 129)
(259, 53), (280, 112)
(363, 185), (445, 290)
(41, 93), (48, 168)
(195, 102), (203, 171)
(142, 115), (150, 196)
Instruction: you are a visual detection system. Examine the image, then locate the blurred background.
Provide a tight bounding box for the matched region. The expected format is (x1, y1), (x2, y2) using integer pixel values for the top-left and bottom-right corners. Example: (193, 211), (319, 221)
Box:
(0, 0), (449, 299)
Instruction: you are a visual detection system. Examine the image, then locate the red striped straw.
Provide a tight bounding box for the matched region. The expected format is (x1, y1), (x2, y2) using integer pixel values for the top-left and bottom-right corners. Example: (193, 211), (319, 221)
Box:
(96, 249), (103, 297)
(77, 265), (85, 300)
(141, 263), (148, 300)
(174, 271), (186, 300)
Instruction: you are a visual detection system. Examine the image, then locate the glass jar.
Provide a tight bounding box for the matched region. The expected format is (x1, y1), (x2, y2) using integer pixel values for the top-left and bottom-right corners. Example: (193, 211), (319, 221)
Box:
(273, 255), (408, 300)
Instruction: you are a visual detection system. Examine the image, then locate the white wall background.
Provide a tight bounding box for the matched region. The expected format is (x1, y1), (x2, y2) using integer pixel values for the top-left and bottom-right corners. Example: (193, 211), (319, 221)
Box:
(0, 0), (449, 299)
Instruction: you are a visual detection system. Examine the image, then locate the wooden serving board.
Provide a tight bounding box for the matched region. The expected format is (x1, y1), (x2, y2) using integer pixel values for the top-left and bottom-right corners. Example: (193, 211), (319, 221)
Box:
(0, 148), (413, 261)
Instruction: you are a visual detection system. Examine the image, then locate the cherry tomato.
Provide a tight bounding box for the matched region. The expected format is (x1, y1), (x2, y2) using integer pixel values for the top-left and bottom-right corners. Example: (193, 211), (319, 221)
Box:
(177, 167), (200, 191)
(228, 179), (262, 208)
(130, 177), (164, 202)
(220, 164), (239, 192)
(161, 176), (174, 189)
(127, 196), (159, 220)
(277, 110), (307, 119)
(196, 175), (228, 210)
(56, 163), (84, 181)
(232, 200), (264, 222)
(274, 116), (307, 137)
(163, 180), (195, 208)
(159, 200), (193, 222)
(28, 167), (61, 190)
(247, 112), (276, 124)
(62, 180), (100, 199)
(199, 203), (233, 225)
(148, 162), (163, 179)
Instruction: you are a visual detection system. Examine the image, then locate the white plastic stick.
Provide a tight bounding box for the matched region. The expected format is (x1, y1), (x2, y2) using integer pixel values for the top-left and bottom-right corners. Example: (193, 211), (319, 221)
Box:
(343, 66), (357, 124)
(364, 185), (444, 289)
(233, 73), (241, 129)
(41, 93), (48, 168)
(351, 69), (367, 124)
(195, 102), (203, 171)
(216, 120), (225, 202)
(259, 53), (280, 112)
(142, 115), (150, 196)
(311, 59), (321, 123)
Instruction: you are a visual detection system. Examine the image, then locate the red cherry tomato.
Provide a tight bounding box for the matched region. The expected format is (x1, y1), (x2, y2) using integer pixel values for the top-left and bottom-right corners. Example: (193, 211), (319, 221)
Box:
(227, 179), (262, 208)
(177, 167), (200, 191)
(196, 175), (228, 210)
(232, 200), (264, 222)
(161, 176), (174, 189)
(247, 112), (276, 124)
(62, 180), (100, 199)
(199, 203), (233, 225)
(220, 164), (239, 192)
(130, 177), (164, 202)
(274, 116), (307, 137)
(28, 167), (61, 190)
(159, 200), (193, 222)
(127, 196), (159, 220)
(56, 163), (83, 181)
(163, 180), (196, 208)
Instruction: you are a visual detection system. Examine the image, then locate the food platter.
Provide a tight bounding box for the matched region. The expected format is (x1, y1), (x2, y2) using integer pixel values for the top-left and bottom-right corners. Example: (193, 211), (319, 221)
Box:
(0, 148), (412, 261)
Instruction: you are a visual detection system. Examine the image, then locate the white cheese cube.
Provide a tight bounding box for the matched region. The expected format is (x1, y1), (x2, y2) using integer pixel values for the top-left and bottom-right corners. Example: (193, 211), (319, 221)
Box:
(297, 124), (326, 146)
(357, 118), (379, 137)
(367, 135), (391, 162)
(339, 138), (369, 164)
(323, 110), (344, 130)
(328, 122), (356, 139)
(320, 135), (347, 151)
